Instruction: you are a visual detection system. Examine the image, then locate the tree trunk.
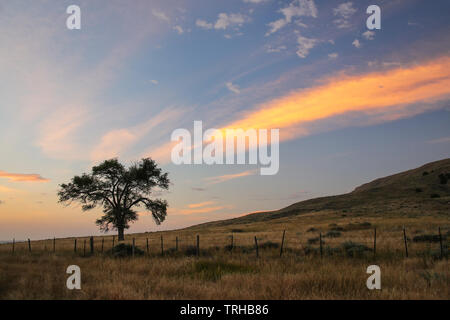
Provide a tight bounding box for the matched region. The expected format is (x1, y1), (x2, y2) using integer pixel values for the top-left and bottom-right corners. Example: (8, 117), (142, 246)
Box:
(118, 227), (124, 241)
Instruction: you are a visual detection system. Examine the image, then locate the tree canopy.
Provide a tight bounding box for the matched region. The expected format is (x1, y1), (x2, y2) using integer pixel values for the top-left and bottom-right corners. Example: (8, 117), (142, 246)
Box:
(58, 158), (169, 240)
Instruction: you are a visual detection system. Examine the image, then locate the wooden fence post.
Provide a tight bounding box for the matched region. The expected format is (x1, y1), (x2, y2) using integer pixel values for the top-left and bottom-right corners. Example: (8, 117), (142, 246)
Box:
(146, 238), (149, 255)
(254, 236), (259, 258)
(74, 239), (77, 253)
(280, 230), (286, 257)
(90, 236), (94, 254)
(373, 228), (377, 258)
(403, 227), (408, 258)
(28, 238), (31, 253)
(230, 234), (234, 254)
(175, 237), (179, 252)
(438, 227), (443, 259)
(160, 235), (164, 256)
(132, 238), (135, 257)
(319, 233), (323, 258)
(112, 236), (115, 248)
(12, 238), (15, 255)
(83, 239), (86, 257)
(101, 238), (104, 253)
(53, 237), (56, 253)
(196, 235), (200, 257)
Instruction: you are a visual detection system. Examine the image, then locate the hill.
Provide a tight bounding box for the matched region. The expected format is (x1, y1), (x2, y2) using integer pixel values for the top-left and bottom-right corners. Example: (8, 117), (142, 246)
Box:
(191, 158), (450, 229)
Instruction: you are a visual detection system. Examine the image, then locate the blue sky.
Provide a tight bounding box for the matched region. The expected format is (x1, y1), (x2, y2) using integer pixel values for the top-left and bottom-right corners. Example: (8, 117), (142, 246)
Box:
(0, 0), (449, 240)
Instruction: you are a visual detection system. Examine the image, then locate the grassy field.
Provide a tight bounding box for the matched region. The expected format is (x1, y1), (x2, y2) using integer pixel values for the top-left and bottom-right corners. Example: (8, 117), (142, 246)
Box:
(0, 211), (448, 299)
(1, 159), (448, 299)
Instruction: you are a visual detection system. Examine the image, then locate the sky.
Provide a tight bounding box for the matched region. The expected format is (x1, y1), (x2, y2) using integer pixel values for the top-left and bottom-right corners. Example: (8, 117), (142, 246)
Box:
(0, 0), (449, 240)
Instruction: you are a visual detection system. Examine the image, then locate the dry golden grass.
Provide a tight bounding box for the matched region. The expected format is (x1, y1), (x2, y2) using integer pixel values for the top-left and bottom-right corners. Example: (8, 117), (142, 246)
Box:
(0, 211), (448, 299)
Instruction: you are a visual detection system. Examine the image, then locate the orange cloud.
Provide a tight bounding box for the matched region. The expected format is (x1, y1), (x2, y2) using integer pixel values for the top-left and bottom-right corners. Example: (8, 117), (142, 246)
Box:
(224, 56), (450, 140)
(205, 169), (257, 185)
(187, 201), (216, 208)
(0, 170), (49, 182)
(178, 206), (228, 215)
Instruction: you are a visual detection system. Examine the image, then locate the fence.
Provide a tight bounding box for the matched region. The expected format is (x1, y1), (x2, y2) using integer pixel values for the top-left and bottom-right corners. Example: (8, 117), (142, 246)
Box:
(1, 225), (448, 260)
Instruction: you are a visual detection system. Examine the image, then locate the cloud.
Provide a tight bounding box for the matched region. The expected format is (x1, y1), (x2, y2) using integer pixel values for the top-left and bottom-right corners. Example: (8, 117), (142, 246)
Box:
(427, 136), (450, 144)
(244, 0), (268, 3)
(178, 206), (229, 215)
(91, 108), (184, 162)
(214, 13), (249, 30)
(187, 201), (216, 209)
(0, 171), (49, 182)
(362, 30), (375, 40)
(296, 35), (318, 58)
(191, 187), (206, 192)
(205, 169), (258, 185)
(267, 45), (287, 53)
(266, 0), (317, 36)
(173, 25), (184, 34)
(175, 201), (232, 215)
(333, 2), (357, 28)
(222, 56), (450, 143)
(352, 39), (361, 48)
(226, 82), (241, 94)
(152, 9), (170, 23)
(196, 19), (213, 29)
(150, 79), (159, 85)
(328, 52), (339, 59)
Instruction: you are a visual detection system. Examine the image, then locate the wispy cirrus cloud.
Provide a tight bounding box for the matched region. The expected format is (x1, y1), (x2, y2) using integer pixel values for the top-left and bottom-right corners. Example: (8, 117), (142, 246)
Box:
(187, 201), (216, 208)
(266, 0), (317, 36)
(175, 201), (232, 215)
(205, 169), (258, 185)
(427, 136), (450, 144)
(91, 107), (184, 162)
(223, 56), (450, 142)
(0, 171), (49, 182)
(333, 2), (357, 29)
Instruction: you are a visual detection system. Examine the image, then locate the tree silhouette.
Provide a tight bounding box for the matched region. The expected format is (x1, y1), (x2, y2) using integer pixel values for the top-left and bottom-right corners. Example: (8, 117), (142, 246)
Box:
(58, 158), (169, 241)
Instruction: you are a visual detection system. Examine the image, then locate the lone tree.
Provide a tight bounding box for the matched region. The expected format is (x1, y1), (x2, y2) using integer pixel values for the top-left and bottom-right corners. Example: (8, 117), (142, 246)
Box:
(58, 158), (169, 241)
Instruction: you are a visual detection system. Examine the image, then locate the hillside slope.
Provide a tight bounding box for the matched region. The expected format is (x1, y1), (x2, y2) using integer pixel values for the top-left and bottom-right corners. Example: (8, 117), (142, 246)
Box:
(193, 158), (450, 228)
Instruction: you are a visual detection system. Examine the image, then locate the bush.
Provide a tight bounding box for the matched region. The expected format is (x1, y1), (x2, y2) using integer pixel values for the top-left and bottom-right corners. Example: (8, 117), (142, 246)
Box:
(324, 230), (342, 238)
(231, 229), (244, 233)
(415, 188), (423, 193)
(341, 241), (370, 257)
(184, 245), (198, 256)
(422, 171), (429, 176)
(430, 193), (440, 198)
(438, 173), (448, 184)
(307, 227), (318, 232)
(307, 237), (325, 245)
(259, 241), (280, 249)
(413, 234), (446, 243)
(108, 243), (144, 258)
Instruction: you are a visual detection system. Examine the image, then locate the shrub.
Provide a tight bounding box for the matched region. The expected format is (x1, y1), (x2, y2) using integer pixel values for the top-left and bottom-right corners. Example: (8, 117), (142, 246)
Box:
(108, 243), (144, 258)
(422, 171), (429, 176)
(259, 241), (280, 249)
(307, 237), (325, 245)
(413, 234), (446, 243)
(307, 227), (317, 232)
(438, 173), (448, 184)
(324, 231), (342, 238)
(415, 188), (423, 193)
(341, 241), (370, 257)
(231, 229), (244, 233)
(430, 193), (440, 198)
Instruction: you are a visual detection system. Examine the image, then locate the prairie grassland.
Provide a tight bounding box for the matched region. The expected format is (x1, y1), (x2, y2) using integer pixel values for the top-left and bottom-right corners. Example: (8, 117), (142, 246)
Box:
(0, 211), (448, 299)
